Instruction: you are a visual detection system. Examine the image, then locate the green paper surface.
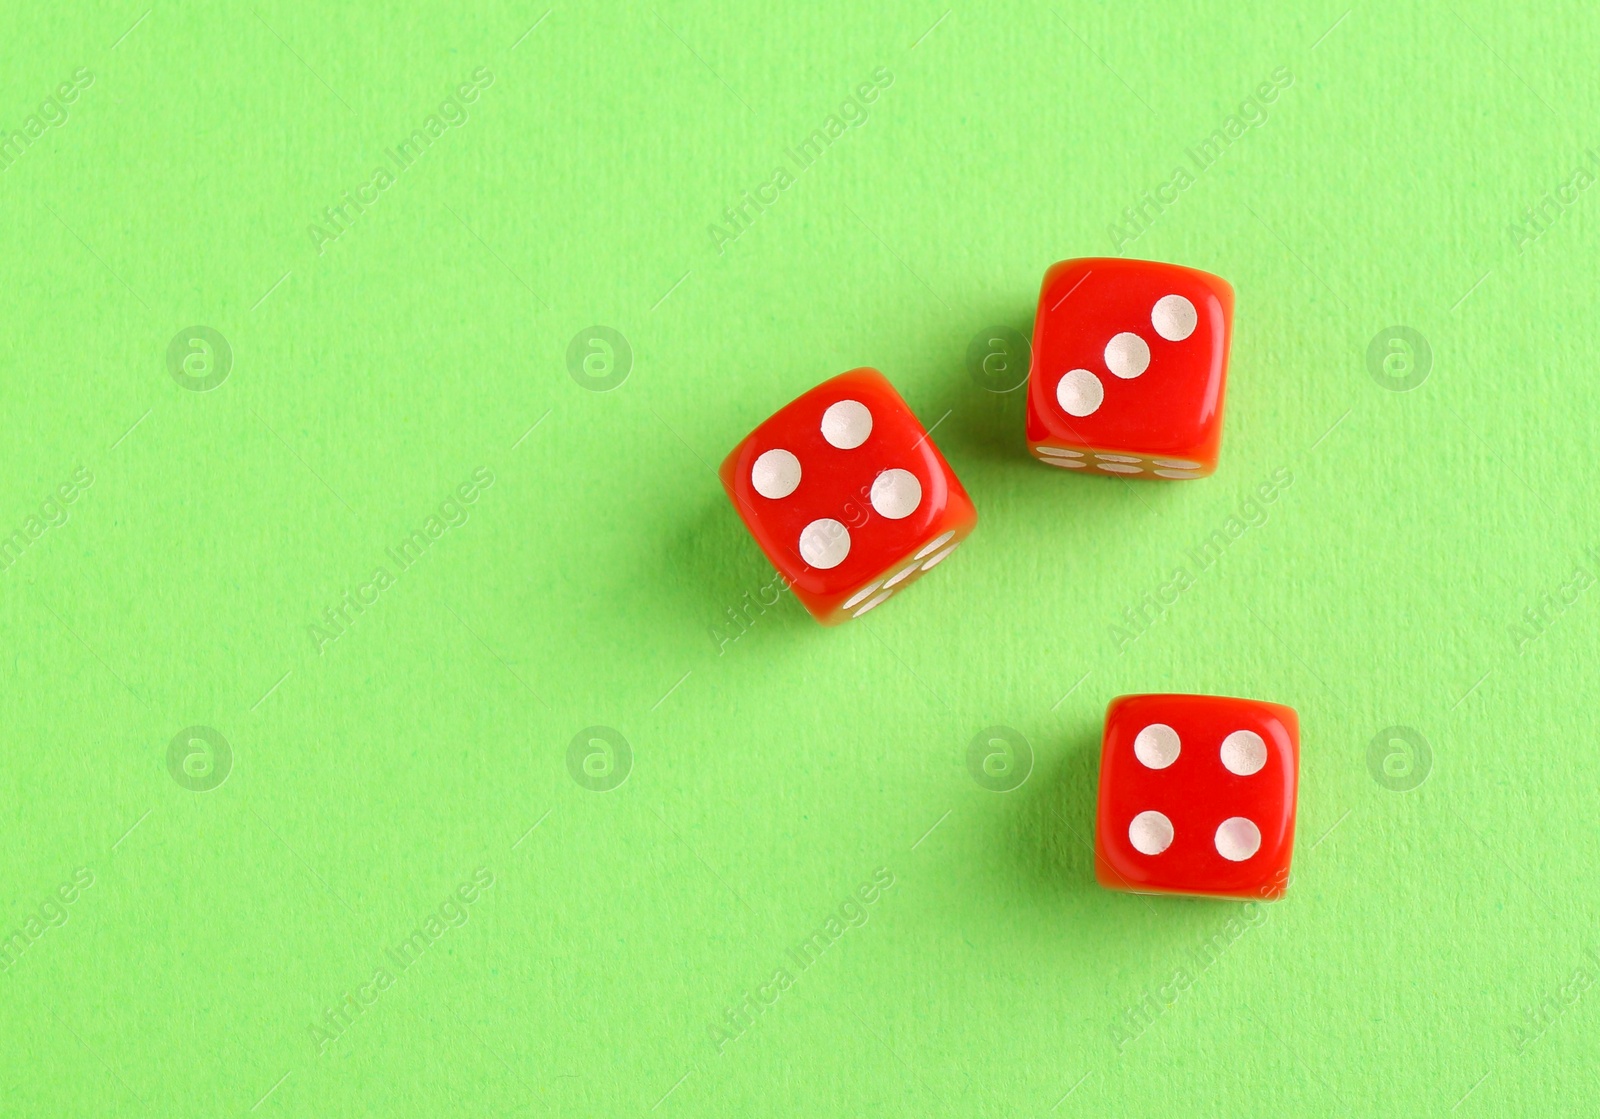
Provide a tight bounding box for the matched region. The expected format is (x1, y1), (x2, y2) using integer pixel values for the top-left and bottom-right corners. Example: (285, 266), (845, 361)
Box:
(3, 2), (1598, 1114)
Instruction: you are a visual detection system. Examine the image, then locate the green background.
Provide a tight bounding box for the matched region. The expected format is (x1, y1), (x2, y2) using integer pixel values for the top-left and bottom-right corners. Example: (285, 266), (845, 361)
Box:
(3, 1), (1598, 1114)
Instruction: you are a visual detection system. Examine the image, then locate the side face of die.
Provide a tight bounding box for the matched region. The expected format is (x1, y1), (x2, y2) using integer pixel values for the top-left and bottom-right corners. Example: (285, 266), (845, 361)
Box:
(1026, 257), (1234, 479)
(1094, 693), (1298, 900)
(719, 368), (977, 624)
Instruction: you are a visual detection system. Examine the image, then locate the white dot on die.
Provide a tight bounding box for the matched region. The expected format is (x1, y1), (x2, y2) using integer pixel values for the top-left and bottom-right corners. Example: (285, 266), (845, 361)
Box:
(1152, 294), (1198, 341)
(884, 563), (919, 589)
(1129, 810), (1174, 856)
(852, 589), (893, 617)
(1044, 457), (1087, 468)
(1133, 723), (1180, 769)
(915, 531), (955, 559)
(870, 468), (922, 520)
(919, 543), (958, 570)
(1215, 817), (1261, 861)
(1105, 332), (1150, 379)
(1220, 730), (1267, 776)
(1098, 462), (1142, 474)
(821, 400), (872, 449)
(1057, 369), (1104, 416)
(1096, 454), (1140, 463)
(1037, 447), (1084, 458)
(799, 518), (850, 569)
(841, 580), (883, 610)
(1154, 458), (1202, 469)
(750, 449), (801, 499)
(1153, 468), (1199, 479)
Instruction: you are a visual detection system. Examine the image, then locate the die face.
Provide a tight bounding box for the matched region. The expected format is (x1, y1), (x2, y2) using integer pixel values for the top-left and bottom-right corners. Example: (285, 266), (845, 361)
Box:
(720, 369), (977, 624)
(1027, 257), (1234, 479)
(1095, 693), (1298, 900)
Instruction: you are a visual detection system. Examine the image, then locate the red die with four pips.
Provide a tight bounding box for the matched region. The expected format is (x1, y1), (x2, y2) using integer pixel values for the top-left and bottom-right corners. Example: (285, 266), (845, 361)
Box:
(1027, 257), (1235, 479)
(720, 368), (978, 625)
(1095, 693), (1299, 900)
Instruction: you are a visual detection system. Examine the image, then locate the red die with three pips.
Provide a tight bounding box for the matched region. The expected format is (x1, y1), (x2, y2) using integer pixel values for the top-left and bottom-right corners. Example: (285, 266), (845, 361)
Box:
(1027, 257), (1234, 479)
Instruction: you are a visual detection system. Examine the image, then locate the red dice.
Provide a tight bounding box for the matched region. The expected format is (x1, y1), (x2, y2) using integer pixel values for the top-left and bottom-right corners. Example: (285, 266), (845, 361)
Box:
(720, 368), (978, 624)
(1094, 693), (1299, 900)
(1026, 257), (1234, 478)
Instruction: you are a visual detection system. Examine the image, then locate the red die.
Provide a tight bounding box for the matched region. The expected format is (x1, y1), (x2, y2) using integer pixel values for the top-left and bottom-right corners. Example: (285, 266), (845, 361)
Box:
(1026, 257), (1234, 479)
(720, 368), (977, 625)
(1094, 694), (1299, 900)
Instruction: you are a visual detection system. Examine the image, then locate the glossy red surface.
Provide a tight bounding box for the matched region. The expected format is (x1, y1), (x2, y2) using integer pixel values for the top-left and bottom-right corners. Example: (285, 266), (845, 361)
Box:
(1095, 693), (1299, 900)
(1026, 257), (1234, 477)
(719, 369), (977, 624)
